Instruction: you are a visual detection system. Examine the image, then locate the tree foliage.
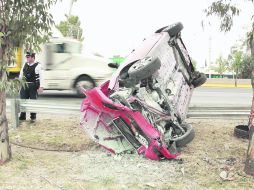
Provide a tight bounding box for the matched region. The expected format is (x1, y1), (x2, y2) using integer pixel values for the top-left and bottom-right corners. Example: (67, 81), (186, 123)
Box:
(56, 15), (84, 41)
(205, 0), (254, 80)
(206, 0), (254, 176)
(0, 0), (57, 163)
(205, 1), (240, 32)
(224, 33), (253, 79)
(228, 48), (243, 77)
(0, 0), (56, 93)
(211, 55), (228, 75)
(239, 54), (252, 79)
(1, 0), (55, 52)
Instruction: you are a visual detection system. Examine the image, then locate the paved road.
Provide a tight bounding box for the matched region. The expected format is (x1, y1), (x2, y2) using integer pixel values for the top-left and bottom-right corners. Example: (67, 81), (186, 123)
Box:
(190, 87), (252, 107)
(38, 90), (83, 105)
(34, 87), (253, 107)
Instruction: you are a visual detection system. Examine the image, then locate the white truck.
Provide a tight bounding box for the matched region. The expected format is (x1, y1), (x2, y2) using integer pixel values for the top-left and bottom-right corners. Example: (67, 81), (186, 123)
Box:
(8, 37), (114, 97)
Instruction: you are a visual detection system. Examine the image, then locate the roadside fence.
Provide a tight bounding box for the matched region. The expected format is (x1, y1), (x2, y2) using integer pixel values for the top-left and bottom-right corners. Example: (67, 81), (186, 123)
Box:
(8, 99), (251, 128)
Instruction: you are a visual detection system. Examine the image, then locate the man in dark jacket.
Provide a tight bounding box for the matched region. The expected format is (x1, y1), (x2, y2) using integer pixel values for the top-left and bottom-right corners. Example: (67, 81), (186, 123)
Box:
(19, 52), (44, 122)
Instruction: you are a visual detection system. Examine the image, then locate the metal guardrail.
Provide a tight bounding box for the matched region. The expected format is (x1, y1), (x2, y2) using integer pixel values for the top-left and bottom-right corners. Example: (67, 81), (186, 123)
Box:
(20, 100), (80, 114)
(7, 99), (251, 128)
(187, 106), (250, 118)
(8, 99), (83, 128)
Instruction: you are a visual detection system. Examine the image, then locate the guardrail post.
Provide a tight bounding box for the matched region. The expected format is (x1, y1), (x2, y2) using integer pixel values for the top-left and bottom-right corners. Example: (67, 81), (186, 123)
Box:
(10, 98), (19, 128)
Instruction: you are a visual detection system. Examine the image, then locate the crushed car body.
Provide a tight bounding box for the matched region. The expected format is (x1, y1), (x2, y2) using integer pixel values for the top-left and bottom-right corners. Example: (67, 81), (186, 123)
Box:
(80, 22), (207, 160)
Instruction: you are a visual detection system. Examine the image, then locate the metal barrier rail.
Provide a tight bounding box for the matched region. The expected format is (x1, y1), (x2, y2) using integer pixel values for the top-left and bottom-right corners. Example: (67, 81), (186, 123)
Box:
(20, 100), (80, 114)
(187, 106), (250, 118)
(7, 99), (251, 128)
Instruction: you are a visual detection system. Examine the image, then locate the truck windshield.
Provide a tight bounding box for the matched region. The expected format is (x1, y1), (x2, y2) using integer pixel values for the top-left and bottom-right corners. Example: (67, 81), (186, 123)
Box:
(54, 42), (82, 54)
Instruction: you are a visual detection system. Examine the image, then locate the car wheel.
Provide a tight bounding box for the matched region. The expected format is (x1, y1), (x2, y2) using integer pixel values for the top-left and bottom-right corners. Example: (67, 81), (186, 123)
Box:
(128, 56), (161, 82)
(166, 22), (183, 37)
(174, 123), (195, 147)
(191, 72), (207, 88)
(234, 125), (249, 139)
(75, 76), (95, 97)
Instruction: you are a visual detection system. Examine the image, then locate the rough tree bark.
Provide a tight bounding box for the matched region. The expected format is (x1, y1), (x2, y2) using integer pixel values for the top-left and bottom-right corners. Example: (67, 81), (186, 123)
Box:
(0, 90), (11, 164)
(244, 23), (254, 175)
(0, 45), (12, 164)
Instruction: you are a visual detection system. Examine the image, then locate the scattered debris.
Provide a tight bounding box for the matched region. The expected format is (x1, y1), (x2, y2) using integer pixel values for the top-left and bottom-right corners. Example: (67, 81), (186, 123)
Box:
(219, 171), (228, 180)
(181, 167), (185, 176)
(113, 154), (122, 161)
(224, 144), (230, 150)
(225, 157), (237, 166)
(15, 135), (22, 143)
(219, 170), (235, 181)
(202, 156), (215, 165)
(145, 182), (156, 188)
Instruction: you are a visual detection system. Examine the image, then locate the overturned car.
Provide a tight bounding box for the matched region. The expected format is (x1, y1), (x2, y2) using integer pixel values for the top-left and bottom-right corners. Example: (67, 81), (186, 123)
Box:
(80, 22), (206, 160)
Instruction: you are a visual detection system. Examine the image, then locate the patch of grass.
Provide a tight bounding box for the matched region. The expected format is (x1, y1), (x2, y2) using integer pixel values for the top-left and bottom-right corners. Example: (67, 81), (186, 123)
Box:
(8, 114), (95, 151)
(14, 154), (34, 171)
(177, 119), (254, 189)
(3, 115), (254, 190)
(101, 176), (116, 186)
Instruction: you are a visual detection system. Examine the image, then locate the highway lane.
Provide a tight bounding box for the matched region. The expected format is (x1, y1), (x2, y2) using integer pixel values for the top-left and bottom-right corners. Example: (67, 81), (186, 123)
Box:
(6, 87), (253, 107)
(37, 90), (83, 105)
(33, 87), (254, 107)
(190, 87), (252, 107)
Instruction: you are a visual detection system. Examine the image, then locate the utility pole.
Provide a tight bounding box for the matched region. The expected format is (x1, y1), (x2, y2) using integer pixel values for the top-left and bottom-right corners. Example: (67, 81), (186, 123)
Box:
(208, 35), (212, 68)
(68, 0), (76, 17)
(68, 0), (78, 38)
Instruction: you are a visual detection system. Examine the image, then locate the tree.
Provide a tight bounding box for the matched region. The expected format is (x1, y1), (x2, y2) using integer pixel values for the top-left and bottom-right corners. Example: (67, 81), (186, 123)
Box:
(228, 49), (243, 86)
(239, 54), (252, 79)
(56, 15), (84, 41)
(224, 33), (252, 79)
(206, 0), (254, 175)
(211, 55), (228, 76)
(229, 33), (253, 79)
(0, 0), (56, 164)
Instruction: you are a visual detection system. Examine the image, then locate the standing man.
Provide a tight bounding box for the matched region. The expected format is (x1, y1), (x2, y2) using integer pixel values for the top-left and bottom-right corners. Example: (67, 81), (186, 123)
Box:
(19, 52), (44, 122)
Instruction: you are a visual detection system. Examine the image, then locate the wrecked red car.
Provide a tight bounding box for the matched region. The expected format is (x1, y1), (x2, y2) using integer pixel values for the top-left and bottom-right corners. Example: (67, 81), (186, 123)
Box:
(80, 22), (206, 160)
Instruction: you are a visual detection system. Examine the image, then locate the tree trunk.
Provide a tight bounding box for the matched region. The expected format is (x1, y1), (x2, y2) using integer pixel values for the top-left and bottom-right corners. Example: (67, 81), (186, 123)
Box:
(244, 23), (254, 175)
(0, 40), (12, 164)
(0, 91), (12, 164)
(235, 69), (238, 87)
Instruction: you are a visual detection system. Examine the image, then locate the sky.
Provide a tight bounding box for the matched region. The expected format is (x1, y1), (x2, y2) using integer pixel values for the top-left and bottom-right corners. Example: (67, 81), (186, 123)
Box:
(50, 0), (254, 69)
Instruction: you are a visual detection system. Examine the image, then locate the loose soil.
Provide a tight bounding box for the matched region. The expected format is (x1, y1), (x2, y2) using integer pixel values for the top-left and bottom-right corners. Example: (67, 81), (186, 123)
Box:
(1, 114), (254, 190)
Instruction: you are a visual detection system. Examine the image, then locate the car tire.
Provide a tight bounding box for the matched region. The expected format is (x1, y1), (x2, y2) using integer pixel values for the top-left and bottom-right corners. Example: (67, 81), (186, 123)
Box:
(75, 76), (95, 97)
(166, 22), (183, 37)
(175, 123), (195, 147)
(234, 125), (249, 139)
(128, 56), (161, 82)
(191, 72), (207, 88)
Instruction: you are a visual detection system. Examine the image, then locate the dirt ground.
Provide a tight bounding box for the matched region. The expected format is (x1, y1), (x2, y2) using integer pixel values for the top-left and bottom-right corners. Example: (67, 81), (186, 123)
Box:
(1, 113), (254, 190)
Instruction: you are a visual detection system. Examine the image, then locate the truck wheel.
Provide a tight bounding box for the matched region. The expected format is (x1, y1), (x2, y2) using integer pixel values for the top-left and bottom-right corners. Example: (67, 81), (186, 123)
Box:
(75, 76), (95, 97)
(128, 56), (161, 83)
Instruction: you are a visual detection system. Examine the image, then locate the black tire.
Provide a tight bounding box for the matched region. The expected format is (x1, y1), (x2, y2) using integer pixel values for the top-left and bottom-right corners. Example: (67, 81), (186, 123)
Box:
(234, 125), (249, 139)
(191, 72), (207, 88)
(166, 22), (183, 37)
(74, 75), (95, 97)
(128, 56), (161, 82)
(175, 123), (195, 147)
